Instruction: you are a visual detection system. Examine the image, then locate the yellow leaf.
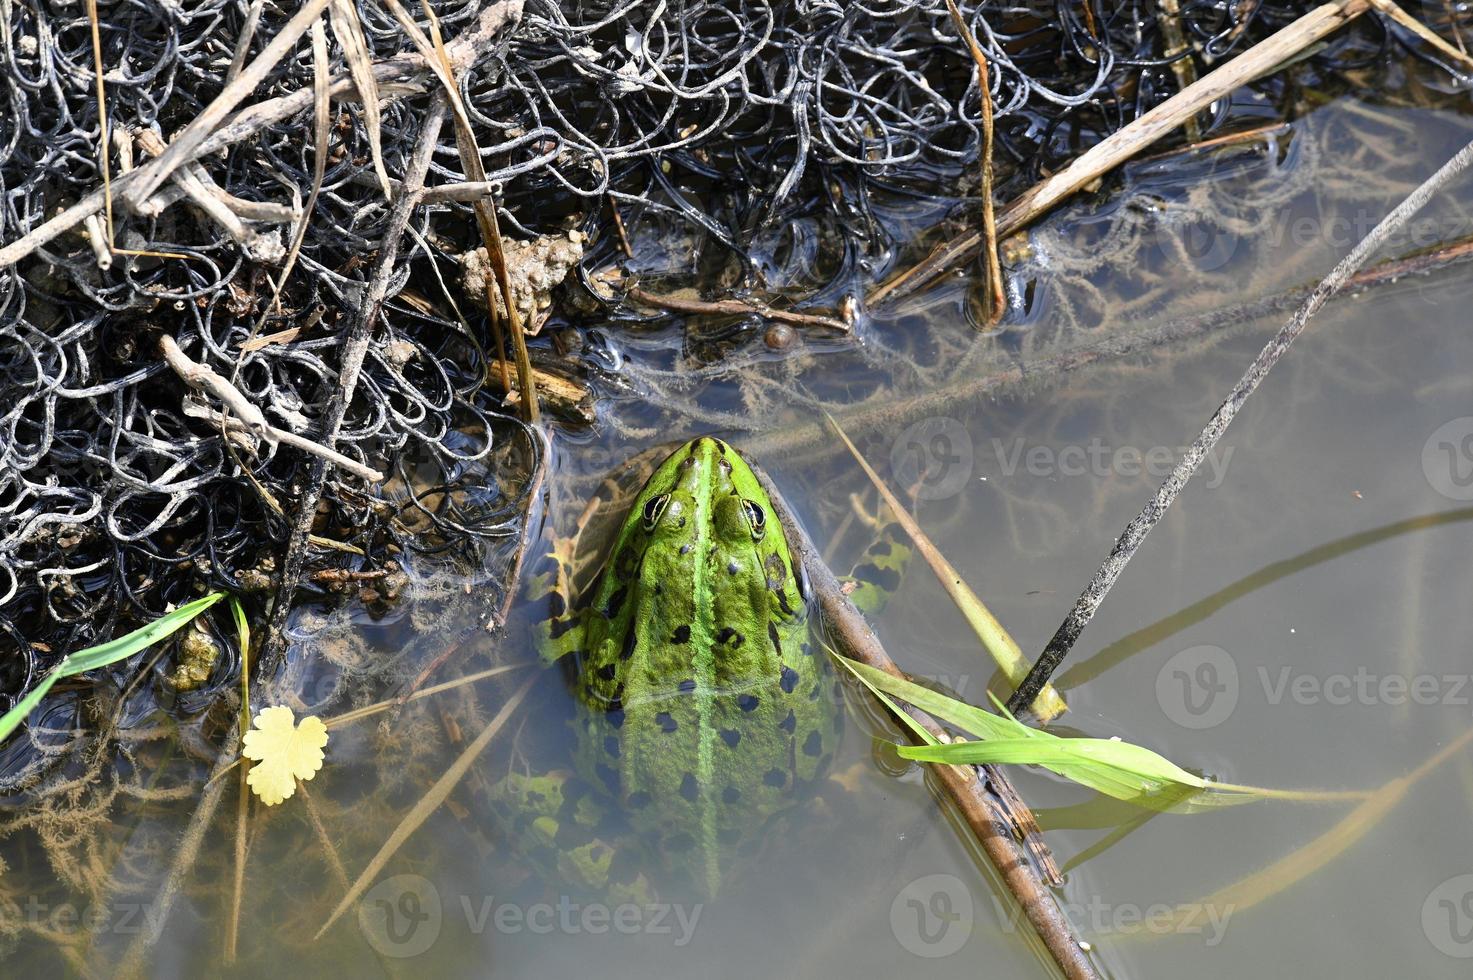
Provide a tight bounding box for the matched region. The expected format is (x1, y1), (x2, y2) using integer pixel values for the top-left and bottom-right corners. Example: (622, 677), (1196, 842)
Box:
(241, 705), (328, 805)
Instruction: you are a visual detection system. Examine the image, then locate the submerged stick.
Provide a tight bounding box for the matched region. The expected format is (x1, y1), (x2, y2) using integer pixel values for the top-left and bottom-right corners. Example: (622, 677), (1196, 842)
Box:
(1006, 134), (1473, 715)
(112, 728), (239, 979)
(761, 470), (1100, 980)
(626, 285), (851, 331)
(315, 673), (537, 938)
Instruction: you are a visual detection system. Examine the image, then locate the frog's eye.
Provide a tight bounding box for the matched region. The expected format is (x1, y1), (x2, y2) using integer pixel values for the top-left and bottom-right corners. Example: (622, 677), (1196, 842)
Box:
(740, 499), (766, 540)
(642, 493), (671, 531)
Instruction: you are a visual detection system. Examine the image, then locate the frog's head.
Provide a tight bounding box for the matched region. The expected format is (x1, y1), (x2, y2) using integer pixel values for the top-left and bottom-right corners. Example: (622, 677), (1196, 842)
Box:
(626, 435), (801, 615)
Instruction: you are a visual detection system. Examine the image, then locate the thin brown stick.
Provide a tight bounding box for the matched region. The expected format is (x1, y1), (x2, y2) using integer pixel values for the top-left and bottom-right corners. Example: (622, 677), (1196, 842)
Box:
(608, 195), (635, 258)
(1079, 0), (1100, 41)
(626, 285), (850, 331)
(944, 0), (1006, 326)
(85, 0), (112, 246)
(225, 606), (252, 964)
(762, 474), (1099, 980)
(224, 773), (250, 963)
(868, 0), (1373, 307)
(256, 97), (451, 673)
(1370, 0), (1473, 67)
(1137, 120), (1291, 161)
(383, 0), (539, 423)
(297, 781), (352, 889)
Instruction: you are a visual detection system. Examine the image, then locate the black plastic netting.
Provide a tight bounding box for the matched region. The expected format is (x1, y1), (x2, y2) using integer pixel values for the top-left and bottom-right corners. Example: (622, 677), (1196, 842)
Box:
(0, 0), (1420, 708)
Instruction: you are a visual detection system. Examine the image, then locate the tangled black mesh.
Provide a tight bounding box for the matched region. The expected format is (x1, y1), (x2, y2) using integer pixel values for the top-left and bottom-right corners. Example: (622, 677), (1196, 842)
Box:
(0, 0), (1433, 717)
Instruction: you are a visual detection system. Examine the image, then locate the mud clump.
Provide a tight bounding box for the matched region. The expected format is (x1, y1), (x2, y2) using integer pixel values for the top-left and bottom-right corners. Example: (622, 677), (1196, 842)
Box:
(460, 231), (585, 334)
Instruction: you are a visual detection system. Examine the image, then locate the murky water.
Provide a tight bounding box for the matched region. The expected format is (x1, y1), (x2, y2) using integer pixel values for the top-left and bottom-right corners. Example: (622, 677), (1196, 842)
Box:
(8, 96), (1473, 978)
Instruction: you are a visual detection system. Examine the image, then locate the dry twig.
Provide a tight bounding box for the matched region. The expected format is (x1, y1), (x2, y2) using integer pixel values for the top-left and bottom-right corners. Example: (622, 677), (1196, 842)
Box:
(159, 335), (383, 482)
(944, 0), (1006, 325)
(869, 0), (1375, 307)
(256, 96), (450, 672)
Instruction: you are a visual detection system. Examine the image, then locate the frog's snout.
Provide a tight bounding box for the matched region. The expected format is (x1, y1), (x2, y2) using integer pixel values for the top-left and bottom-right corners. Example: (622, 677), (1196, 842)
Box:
(675, 436), (733, 492)
(687, 435), (728, 456)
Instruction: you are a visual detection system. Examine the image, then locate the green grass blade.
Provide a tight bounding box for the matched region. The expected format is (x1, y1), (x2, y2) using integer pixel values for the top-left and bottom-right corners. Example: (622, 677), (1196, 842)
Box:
(0, 593), (224, 746)
(0, 669), (66, 746)
(844, 656), (1263, 811)
(901, 738), (1209, 792)
(843, 659), (1022, 740)
(231, 594), (251, 739)
(833, 651), (940, 746)
(229, 595), (249, 658)
(60, 593), (224, 676)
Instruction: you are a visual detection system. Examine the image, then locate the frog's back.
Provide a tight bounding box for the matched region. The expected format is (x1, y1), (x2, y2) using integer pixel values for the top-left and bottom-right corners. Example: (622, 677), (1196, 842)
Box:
(571, 437), (839, 896)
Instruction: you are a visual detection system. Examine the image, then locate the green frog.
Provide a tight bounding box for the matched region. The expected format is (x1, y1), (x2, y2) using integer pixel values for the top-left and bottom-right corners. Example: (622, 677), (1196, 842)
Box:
(491, 436), (906, 900)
